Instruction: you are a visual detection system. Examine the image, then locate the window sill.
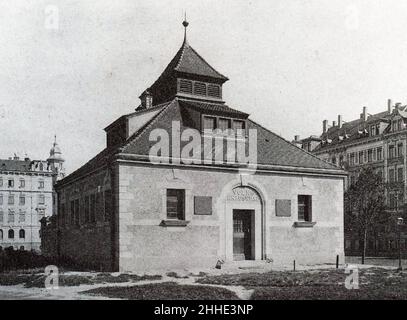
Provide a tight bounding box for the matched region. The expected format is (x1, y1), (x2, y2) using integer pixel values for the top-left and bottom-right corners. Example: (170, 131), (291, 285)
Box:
(160, 220), (190, 227)
(293, 221), (316, 228)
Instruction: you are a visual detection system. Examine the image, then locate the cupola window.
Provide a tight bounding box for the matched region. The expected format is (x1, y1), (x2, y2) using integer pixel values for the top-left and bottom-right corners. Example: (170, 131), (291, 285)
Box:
(179, 79), (193, 94)
(208, 84), (221, 98)
(193, 82), (207, 96)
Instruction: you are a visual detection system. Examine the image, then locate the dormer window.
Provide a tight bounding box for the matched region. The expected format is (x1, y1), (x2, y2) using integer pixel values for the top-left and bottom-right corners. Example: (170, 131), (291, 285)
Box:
(218, 118), (231, 131)
(203, 116), (216, 130)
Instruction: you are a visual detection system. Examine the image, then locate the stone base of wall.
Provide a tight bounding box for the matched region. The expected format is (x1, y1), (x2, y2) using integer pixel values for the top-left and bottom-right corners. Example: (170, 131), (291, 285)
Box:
(58, 224), (113, 271)
(119, 225), (220, 273)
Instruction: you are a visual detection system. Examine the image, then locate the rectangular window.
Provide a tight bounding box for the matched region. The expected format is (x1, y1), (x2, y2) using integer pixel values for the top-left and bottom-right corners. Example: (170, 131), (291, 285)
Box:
(350, 153), (355, 166)
(19, 212), (25, 223)
(389, 168), (395, 183)
(38, 181), (44, 189)
(84, 196), (90, 223)
(398, 143), (403, 157)
(298, 195), (312, 222)
(0, 178), (2, 187)
(376, 123), (380, 135)
(389, 145), (395, 159)
(0, 194), (2, 205)
(8, 212), (14, 223)
(90, 194), (96, 223)
(377, 147), (383, 161)
(19, 179), (25, 188)
(8, 194), (14, 205)
(368, 149), (373, 163)
(370, 125), (375, 136)
(166, 189), (185, 220)
(203, 116), (216, 131)
(8, 179), (14, 188)
(398, 167), (404, 182)
(60, 203), (65, 227)
(104, 190), (112, 222)
(207, 84), (221, 98)
(75, 199), (80, 227)
(359, 151), (363, 164)
(19, 195), (25, 206)
(179, 79), (193, 94)
(70, 200), (75, 225)
(0, 211), (3, 223)
(193, 82), (207, 96)
(218, 118), (231, 131)
(234, 120), (245, 136)
(38, 194), (45, 205)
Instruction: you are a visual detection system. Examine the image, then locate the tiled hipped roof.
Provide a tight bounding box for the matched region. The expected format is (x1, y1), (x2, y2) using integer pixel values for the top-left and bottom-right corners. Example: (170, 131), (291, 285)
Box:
(58, 98), (341, 186)
(314, 109), (397, 152)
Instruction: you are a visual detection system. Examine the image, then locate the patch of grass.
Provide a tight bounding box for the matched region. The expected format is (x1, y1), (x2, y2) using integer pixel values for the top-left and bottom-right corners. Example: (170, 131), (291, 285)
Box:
(166, 272), (189, 279)
(0, 272), (35, 286)
(25, 274), (94, 288)
(196, 269), (345, 288)
(94, 273), (162, 284)
(189, 271), (207, 277)
(197, 268), (407, 300)
(81, 282), (240, 300)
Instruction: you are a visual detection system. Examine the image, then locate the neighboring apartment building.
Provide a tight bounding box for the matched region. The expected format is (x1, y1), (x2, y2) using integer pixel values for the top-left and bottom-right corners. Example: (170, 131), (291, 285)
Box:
(296, 99), (407, 256)
(46, 21), (347, 272)
(0, 139), (65, 251)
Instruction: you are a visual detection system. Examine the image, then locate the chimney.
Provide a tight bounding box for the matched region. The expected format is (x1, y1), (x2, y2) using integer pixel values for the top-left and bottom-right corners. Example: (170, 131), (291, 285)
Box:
(323, 120), (328, 133)
(360, 106), (367, 121)
(13, 154), (19, 160)
(139, 90), (153, 110)
(332, 120), (337, 127)
(338, 115), (343, 128)
(388, 99), (393, 113)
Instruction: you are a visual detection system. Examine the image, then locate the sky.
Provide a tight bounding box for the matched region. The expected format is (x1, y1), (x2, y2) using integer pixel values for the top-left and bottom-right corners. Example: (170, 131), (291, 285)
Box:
(1, 0), (407, 174)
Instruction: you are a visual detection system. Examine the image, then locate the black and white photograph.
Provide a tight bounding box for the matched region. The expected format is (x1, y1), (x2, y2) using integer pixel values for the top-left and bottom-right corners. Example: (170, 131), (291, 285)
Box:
(0, 0), (406, 312)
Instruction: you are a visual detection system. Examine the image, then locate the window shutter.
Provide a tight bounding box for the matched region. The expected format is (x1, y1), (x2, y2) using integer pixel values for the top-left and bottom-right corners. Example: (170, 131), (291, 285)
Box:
(208, 84), (221, 98)
(179, 79), (193, 94)
(194, 82), (207, 96)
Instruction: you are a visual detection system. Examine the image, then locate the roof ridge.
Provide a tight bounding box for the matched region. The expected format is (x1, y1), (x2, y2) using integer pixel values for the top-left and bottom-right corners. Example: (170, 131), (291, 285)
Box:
(122, 100), (175, 152)
(248, 118), (341, 171)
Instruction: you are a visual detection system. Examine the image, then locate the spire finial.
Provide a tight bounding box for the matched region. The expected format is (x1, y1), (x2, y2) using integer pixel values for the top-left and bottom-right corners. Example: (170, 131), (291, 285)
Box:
(54, 134), (57, 145)
(182, 11), (189, 43)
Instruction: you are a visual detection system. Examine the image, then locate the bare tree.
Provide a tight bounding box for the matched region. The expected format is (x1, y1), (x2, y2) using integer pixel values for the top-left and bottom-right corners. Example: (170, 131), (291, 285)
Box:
(345, 167), (386, 264)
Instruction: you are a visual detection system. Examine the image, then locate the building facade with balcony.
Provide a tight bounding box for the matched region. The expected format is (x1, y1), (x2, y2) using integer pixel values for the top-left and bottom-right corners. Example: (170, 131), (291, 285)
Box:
(296, 100), (407, 256)
(0, 139), (65, 251)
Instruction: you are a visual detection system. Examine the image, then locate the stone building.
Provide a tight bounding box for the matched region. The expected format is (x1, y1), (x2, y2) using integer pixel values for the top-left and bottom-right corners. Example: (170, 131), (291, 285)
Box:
(0, 138), (64, 251)
(297, 100), (407, 256)
(52, 21), (346, 272)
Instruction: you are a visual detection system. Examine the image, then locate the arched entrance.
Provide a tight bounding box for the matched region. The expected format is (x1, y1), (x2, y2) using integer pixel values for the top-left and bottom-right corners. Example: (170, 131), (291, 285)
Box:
(224, 186), (264, 261)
